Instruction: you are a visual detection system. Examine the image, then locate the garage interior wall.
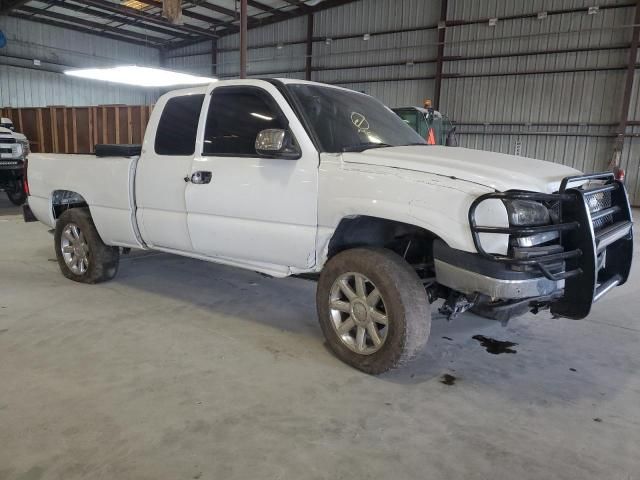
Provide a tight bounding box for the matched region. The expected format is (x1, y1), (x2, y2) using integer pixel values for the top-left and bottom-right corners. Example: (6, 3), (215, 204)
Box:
(166, 0), (640, 205)
(0, 16), (160, 107)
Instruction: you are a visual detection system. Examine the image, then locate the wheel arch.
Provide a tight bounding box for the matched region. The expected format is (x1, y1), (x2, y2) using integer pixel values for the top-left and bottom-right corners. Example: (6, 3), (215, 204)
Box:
(50, 189), (90, 220)
(323, 214), (447, 268)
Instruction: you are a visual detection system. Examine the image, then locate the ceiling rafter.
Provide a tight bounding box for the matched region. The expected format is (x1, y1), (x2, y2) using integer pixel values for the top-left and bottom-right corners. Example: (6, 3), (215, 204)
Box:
(0, 0), (29, 14)
(247, 0), (300, 21)
(130, 0), (227, 27)
(16, 4), (171, 44)
(81, 0), (220, 39)
(188, 0), (237, 18)
(8, 10), (165, 47)
(168, 0), (362, 48)
(45, 0), (195, 40)
(3, 1), (365, 51)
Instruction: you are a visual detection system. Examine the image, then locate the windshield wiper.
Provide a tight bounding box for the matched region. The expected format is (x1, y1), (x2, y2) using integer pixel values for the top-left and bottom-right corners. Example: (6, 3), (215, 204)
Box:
(402, 142), (429, 146)
(342, 142), (394, 152)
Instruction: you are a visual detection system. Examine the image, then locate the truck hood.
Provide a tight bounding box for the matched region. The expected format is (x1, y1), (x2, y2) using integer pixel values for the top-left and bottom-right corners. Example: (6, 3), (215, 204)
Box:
(0, 126), (27, 142)
(342, 146), (581, 193)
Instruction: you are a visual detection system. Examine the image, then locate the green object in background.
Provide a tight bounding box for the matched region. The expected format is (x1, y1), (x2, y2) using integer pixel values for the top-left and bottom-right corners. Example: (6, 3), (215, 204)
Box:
(392, 106), (457, 146)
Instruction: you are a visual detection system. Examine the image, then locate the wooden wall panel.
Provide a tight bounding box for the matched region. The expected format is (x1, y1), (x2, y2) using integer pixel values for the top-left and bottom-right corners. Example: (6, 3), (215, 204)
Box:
(75, 109), (91, 154)
(1, 104), (153, 154)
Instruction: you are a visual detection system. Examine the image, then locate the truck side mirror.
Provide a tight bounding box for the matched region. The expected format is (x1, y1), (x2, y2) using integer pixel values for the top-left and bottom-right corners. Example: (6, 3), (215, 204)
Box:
(255, 129), (301, 160)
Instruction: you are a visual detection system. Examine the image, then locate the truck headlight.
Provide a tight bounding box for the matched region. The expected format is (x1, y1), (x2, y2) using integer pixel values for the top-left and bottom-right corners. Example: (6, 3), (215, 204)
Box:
(14, 143), (23, 157)
(504, 199), (550, 226)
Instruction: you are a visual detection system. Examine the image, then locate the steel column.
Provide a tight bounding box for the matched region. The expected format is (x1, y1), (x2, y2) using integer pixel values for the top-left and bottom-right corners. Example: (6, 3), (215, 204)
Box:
(240, 0), (248, 79)
(612, 0), (640, 167)
(211, 38), (218, 76)
(433, 0), (447, 110)
(305, 13), (314, 81)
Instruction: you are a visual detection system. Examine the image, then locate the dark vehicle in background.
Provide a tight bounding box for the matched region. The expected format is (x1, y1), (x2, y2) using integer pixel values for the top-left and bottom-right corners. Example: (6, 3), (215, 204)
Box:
(392, 105), (458, 147)
(0, 121), (29, 206)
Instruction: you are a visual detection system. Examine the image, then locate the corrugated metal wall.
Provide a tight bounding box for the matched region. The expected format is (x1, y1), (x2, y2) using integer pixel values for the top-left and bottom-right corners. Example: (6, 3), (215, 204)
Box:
(313, 0), (439, 106)
(164, 40), (214, 78)
(0, 16), (160, 107)
(166, 0), (640, 203)
(442, 0), (638, 203)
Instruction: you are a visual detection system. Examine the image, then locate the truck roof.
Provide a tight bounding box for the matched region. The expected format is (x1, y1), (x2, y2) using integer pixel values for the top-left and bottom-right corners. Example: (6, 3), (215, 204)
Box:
(164, 78), (370, 98)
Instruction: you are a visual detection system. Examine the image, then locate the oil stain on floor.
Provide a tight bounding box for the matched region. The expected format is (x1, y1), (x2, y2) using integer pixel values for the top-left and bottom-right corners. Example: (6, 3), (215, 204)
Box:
(440, 374), (457, 385)
(472, 335), (518, 355)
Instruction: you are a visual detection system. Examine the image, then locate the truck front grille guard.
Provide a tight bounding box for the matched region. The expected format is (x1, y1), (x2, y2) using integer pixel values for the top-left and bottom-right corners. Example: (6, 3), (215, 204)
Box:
(469, 172), (634, 319)
(469, 190), (581, 282)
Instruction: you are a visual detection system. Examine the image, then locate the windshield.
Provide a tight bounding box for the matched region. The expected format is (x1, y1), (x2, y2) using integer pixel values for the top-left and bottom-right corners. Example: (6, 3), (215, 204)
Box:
(287, 84), (426, 152)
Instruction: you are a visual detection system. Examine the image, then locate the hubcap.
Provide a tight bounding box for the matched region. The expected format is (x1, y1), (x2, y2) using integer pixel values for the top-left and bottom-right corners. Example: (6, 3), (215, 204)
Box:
(329, 272), (389, 355)
(60, 223), (89, 275)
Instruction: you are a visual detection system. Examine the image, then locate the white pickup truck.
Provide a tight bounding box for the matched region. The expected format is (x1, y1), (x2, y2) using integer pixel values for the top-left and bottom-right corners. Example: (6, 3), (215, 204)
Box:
(23, 79), (633, 374)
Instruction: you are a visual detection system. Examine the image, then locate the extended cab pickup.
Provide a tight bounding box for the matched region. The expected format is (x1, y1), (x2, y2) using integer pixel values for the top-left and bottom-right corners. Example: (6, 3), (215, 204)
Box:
(24, 79), (634, 374)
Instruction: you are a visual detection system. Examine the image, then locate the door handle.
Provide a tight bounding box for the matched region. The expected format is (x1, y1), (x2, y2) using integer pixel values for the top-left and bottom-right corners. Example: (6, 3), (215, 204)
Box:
(185, 171), (212, 184)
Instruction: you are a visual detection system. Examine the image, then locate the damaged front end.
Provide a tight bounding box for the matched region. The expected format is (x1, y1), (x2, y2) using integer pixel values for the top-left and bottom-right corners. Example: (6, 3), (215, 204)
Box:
(434, 172), (633, 321)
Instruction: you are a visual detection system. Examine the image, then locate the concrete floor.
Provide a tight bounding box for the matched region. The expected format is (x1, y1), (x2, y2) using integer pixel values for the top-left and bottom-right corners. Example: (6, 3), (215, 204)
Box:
(1, 195), (639, 480)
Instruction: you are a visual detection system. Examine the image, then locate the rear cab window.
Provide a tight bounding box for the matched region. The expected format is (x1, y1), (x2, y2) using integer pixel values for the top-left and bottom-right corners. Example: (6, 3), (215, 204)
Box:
(154, 94), (205, 155)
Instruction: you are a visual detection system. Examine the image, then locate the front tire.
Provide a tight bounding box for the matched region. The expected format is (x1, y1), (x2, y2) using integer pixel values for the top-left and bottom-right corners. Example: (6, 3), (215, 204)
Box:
(317, 248), (431, 374)
(54, 208), (120, 284)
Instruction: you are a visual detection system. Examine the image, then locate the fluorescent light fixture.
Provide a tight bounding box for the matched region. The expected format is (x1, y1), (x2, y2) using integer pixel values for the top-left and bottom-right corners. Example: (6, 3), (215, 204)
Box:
(64, 66), (217, 87)
(121, 0), (149, 10)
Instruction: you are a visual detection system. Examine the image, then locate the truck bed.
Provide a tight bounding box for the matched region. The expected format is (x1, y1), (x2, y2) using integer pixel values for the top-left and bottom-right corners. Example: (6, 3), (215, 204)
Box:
(27, 152), (142, 248)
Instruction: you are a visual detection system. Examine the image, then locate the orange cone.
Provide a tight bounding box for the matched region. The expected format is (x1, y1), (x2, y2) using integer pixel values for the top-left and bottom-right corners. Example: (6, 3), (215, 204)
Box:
(427, 127), (436, 145)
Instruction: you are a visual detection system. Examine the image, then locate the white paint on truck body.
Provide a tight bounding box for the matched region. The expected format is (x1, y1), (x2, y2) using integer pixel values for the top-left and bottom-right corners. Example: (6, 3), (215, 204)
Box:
(26, 79), (582, 278)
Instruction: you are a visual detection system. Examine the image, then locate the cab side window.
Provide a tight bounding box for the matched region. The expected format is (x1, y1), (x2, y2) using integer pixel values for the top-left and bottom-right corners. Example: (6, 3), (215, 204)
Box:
(154, 94), (205, 156)
(203, 87), (287, 156)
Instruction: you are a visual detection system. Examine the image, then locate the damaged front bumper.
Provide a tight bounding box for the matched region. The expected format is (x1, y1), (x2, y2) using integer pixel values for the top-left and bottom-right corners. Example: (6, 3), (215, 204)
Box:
(433, 243), (562, 300)
(434, 172), (633, 319)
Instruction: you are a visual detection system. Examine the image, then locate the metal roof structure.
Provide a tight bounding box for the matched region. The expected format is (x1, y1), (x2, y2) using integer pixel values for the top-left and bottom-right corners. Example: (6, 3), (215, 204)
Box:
(0, 0), (359, 49)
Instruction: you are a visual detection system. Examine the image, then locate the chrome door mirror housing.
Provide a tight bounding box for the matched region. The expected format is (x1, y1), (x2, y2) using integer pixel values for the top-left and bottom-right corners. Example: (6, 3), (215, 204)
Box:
(255, 129), (301, 159)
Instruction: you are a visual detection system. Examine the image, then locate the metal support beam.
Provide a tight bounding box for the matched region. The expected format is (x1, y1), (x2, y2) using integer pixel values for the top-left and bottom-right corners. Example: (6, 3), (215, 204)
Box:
(433, 0), (447, 110)
(51, 0), (193, 39)
(240, 0), (248, 78)
(189, 0), (237, 18)
(167, 0), (360, 50)
(16, 5), (167, 45)
(131, 0), (226, 27)
(81, 0), (219, 39)
(305, 13), (313, 80)
(211, 38), (218, 76)
(0, 0), (29, 15)
(612, 0), (640, 167)
(8, 11), (164, 47)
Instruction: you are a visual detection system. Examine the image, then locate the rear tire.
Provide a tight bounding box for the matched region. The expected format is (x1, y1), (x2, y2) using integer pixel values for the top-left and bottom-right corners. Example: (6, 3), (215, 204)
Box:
(317, 248), (431, 374)
(54, 208), (119, 284)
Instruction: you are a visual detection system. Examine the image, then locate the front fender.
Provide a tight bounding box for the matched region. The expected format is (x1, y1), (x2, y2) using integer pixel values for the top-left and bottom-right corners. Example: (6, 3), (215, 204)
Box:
(317, 159), (509, 266)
